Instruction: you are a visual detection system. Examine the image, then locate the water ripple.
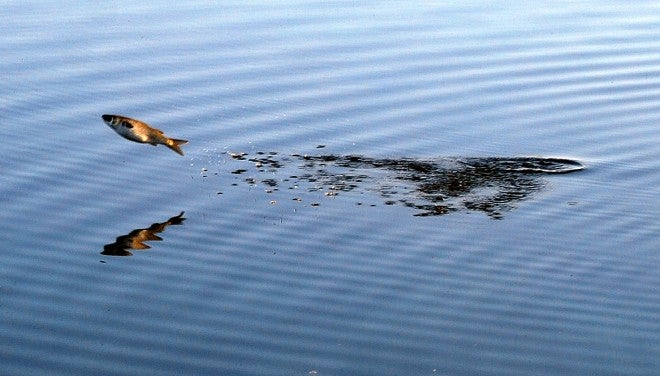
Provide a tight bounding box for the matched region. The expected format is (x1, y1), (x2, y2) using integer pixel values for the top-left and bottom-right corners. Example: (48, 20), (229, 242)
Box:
(1, 1), (658, 375)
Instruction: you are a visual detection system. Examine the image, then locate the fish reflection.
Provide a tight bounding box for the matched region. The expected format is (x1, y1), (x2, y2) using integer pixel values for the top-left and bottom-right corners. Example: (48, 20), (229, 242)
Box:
(229, 153), (584, 219)
(102, 212), (186, 256)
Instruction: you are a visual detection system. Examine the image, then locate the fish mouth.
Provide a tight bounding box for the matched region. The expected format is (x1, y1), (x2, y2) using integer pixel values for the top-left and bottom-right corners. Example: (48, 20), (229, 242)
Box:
(101, 114), (113, 123)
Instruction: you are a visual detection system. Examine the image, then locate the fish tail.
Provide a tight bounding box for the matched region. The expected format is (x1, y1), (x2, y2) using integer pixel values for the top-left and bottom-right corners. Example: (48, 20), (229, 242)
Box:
(165, 138), (188, 156)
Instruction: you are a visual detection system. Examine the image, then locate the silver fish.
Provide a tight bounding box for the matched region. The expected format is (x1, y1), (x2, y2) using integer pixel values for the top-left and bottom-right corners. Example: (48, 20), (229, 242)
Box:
(102, 114), (188, 156)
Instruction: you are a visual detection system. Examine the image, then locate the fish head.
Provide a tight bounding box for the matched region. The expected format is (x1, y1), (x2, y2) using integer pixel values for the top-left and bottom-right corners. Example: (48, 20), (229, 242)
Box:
(102, 114), (121, 128)
(102, 114), (135, 132)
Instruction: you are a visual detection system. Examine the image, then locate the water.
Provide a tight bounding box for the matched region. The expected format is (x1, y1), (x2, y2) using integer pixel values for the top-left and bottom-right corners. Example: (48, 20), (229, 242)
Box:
(1, 1), (658, 375)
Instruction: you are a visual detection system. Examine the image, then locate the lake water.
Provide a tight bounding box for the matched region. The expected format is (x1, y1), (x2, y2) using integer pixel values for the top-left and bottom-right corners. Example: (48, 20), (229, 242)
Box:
(1, 1), (658, 375)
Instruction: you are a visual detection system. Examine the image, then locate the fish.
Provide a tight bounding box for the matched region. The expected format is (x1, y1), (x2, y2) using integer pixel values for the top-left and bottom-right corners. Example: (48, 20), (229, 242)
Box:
(102, 114), (188, 156)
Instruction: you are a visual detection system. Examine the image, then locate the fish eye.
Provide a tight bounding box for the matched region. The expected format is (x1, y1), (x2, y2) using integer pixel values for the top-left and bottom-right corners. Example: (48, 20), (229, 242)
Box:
(122, 121), (133, 129)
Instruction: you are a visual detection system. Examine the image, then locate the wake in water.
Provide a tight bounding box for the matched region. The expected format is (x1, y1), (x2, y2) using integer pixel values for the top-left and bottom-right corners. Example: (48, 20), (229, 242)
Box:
(227, 153), (584, 219)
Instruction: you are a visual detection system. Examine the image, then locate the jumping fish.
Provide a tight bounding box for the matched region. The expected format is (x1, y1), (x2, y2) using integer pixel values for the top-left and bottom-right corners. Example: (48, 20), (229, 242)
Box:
(102, 114), (188, 156)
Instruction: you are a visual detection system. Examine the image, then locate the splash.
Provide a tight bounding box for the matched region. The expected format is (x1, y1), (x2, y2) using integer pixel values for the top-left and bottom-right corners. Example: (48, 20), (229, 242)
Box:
(226, 153), (584, 219)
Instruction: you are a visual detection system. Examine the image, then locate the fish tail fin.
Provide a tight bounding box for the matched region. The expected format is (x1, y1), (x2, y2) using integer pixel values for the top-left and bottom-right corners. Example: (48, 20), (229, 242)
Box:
(166, 138), (188, 156)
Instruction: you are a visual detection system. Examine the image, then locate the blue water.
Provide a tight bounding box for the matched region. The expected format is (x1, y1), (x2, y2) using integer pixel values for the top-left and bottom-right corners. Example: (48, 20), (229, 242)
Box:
(1, 1), (658, 375)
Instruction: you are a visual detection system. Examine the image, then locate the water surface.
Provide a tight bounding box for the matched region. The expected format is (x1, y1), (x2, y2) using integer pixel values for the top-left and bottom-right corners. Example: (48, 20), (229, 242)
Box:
(1, 1), (658, 375)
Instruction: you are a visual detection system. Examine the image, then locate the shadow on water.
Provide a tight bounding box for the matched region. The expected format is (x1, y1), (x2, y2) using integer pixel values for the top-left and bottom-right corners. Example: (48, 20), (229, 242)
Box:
(102, 212), (186, 256)
(231, 153), (584, 219)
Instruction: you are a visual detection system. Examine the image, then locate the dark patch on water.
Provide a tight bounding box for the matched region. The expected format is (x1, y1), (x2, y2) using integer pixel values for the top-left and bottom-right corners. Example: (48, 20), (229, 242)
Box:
(227, 153), (584, 219)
